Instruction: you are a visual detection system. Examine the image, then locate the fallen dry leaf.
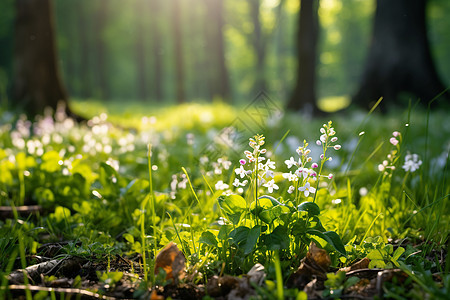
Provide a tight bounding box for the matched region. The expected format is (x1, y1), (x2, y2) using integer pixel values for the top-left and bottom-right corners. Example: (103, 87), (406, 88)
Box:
(288, 242), (331, 289)
(154, 242), (186, 282)
(340, 257), (370, 272)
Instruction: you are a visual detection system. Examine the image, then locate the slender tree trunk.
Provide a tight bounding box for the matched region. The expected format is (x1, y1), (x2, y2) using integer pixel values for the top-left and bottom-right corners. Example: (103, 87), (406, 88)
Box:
(286, 0), (320, 114)
(172, 0), (185, 103)
(353, 0), (449, 109)
(150, 0), (164, 102)
(94, 0), (109, 100)
(135, 0), (147, 101)
(12, 0), (75, 118)
(206, 0), (231, 101)
(76, 4), (92, 99)
(249, 0), (266, 92)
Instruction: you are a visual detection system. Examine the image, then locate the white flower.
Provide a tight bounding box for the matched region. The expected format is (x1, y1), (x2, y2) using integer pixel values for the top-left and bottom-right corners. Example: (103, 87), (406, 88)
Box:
(285, 156), (297, 169)
(295, 168), (310, 178)
(263, 179), (279, 193)
(266, 169), (275, 178)
(288, 185), (295, 194)
(333, 145), (341, 150)
(215, 180), (229, 190)
(402, 153), (422, 172)
(235, 165), (247, 178)
(298, 182), (316, 197)
(282, 171), (297, 182)
(265, 159), (276, 170)
(233, 179), (248, 187)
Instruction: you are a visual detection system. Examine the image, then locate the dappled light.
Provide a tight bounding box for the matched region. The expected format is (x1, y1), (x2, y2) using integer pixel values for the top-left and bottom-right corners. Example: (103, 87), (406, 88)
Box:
(0, 0), (449, 299)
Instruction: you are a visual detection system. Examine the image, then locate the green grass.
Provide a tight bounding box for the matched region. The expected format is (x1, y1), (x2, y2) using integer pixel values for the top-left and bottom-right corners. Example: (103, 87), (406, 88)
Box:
(0, 100), (448, 299)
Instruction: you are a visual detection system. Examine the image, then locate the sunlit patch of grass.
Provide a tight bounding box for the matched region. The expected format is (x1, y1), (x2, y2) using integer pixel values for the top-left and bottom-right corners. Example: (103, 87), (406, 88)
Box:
(318, 95), (351, 112)
(72, 99), (238, 132)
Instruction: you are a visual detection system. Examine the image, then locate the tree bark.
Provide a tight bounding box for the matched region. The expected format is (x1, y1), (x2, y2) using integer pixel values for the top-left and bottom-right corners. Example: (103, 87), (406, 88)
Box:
(93, 0), (109, 100)
(206, 0), (231, 101)
(172, 0), (186, 103)
(135, 0), (147, 101)
(353, 0), (449, 109)
(12, 0), (74, 119)
(286, 0), (320, 114)
(249, 0), (266, 93)
(150, 0), (164, 102)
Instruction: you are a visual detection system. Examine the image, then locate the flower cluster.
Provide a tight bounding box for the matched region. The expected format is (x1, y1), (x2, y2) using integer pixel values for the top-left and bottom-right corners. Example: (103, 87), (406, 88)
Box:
(402, 153), (422, 173)
(283, 121), (340, 201)
(232, 134), (279, 194)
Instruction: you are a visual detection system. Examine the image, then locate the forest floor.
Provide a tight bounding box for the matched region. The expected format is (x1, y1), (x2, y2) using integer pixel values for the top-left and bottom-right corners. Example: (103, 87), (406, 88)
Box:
(0, 101), (448, 299)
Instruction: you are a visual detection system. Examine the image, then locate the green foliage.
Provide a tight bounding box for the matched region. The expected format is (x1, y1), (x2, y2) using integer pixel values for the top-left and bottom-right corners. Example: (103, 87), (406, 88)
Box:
(0, 103), (448, 298)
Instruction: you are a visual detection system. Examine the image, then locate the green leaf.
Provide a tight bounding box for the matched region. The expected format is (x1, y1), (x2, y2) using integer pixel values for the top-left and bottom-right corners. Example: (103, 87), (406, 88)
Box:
(298, 202), (321, 217)
(309, 216), (326, 232)
(250, 197), (275, 216)
(344, 276), (360, 289)
(244, 225), (261, 254)
(307, 230), (346, 256)
(218, 225), (233, 240)
(368, 259), (386, 269)
(392, 247), (405, 261)
(218, 194), (247, 225)
(229, 226), (250, 247)
(261, 226), (290, 250)
(199, 231), (218, 247)
(258, 195), (282, 206)
(366, 249), (384, 260)
(258, 205), (290, 224)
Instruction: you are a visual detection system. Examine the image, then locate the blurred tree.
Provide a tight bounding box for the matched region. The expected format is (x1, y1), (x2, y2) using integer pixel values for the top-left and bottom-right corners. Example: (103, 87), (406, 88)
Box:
(249, 0), (266, 92)
(135, 0), (147, 101)
(206, 0), (231, 101)
(353, 0), (449, 109)
(12, 0), (78, 119)
(172, 0), (185, 103)
(93, 0), (109, 100)
(286, 0), (320, 114)
(76, 3), (93, 98)
(150, 0), (164, 102)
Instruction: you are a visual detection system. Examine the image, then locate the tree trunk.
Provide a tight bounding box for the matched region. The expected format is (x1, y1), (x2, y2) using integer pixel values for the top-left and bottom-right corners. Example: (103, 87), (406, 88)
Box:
(286, 0), (320, 114)
(135, 0), (147, 101)
(249, 0), (266, 93)
(172, 0), (186, 103)
(150, 0), (164, 102)
(12, 0), (74, 118)
(206, 0), (231, 101)
(76, 3), (92, 99)
(93, 0), (109, 100)
(353, 0), (449, 109)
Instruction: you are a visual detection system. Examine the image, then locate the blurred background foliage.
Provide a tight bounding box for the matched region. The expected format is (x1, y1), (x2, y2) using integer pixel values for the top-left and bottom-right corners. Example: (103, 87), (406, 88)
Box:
(0, 0), (449, 108)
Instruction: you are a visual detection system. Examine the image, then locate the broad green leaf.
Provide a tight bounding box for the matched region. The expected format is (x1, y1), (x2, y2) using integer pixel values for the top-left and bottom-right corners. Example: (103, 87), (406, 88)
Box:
(369, 259), (386, 269)
(250, 197), (275, 216)
(258, 195), (282, 206)
(229, 226), (250, 248)
(392, 247), (405, 261)
(258, 205), (290, 224)
(298, 202), (320, 217)
(309, 216), (326, 232)
(199, 231), (218, 247)
(366, 249), (384, 260)
(307, 230), (346, 256)
(218, 225), (233, 240)
(218, 194), (247, 225)
(123, 233), (134, 244)
(244, 225), (261, 254)
(262, 226), (290, 250)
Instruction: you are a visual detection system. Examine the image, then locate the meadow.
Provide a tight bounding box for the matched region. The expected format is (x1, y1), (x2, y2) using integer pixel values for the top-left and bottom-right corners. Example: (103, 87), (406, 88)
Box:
(0, 100), (448, 299)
